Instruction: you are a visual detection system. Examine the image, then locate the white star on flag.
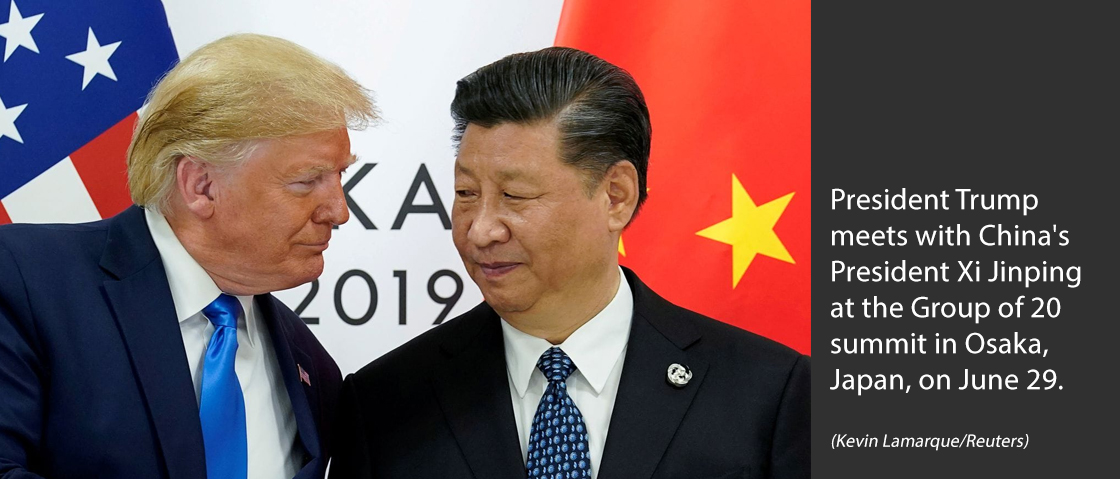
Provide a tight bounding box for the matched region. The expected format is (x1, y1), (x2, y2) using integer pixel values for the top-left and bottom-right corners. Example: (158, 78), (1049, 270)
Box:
(0, 95), (27, 143)
(0, 0), (43, 62)
(65, 27), (122, 90)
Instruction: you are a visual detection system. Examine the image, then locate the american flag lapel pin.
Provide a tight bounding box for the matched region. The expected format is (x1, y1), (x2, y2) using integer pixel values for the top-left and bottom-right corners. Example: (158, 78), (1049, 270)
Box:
(298, 364), (311, 386)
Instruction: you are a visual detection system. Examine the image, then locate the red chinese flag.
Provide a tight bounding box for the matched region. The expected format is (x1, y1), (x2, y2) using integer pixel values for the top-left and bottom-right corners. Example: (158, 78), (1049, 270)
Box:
(555, 0), (811, 353)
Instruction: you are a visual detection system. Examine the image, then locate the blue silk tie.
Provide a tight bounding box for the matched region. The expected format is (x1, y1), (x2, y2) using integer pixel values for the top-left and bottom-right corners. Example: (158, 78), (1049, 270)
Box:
(526, 347), (592, 479)
(199, 294), (247, 479)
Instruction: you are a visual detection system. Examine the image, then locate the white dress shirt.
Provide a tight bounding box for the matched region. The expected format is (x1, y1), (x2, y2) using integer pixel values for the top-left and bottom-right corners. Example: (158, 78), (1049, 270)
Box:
(501, 267), (633, 479)
(146, 209), (300, 479)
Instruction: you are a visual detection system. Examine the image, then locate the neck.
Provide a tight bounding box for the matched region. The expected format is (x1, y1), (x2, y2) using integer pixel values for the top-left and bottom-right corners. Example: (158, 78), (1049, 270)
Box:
(164, 211), (262, 296)
(502, 266), (621, 344)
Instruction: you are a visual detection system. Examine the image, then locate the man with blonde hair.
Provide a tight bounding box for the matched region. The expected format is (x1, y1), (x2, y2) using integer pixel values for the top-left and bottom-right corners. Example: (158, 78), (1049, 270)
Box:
(0, 34), (377, 479)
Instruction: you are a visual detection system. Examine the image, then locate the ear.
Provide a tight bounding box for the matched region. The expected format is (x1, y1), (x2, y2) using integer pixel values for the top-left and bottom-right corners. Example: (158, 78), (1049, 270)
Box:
(175, 157), (218, 219)
(603, 161), (639, 233)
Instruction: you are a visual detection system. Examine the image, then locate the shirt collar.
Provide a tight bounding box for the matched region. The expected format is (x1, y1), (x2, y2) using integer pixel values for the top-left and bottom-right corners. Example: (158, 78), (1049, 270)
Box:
(501, 267), (633, 398)
(145, 208), (256, 346)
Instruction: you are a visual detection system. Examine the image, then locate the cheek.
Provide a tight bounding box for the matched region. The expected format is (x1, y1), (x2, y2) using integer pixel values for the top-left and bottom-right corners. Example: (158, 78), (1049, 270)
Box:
(223, 192), (285, 232)
(451, 217), (470, 247)
(280, 198), (320, 229)
(451, 205), (481, 240)
(543, 207), (602, 257)
(252, 210), (310, 255)
(508, 212), (558, 261)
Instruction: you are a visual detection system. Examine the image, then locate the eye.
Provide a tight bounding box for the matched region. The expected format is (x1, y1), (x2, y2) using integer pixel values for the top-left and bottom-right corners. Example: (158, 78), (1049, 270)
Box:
(292, 180), (316, 190)
(455, 189), (476, 198)
(288, 177), (319, 194)
(502, 192), (523, 200)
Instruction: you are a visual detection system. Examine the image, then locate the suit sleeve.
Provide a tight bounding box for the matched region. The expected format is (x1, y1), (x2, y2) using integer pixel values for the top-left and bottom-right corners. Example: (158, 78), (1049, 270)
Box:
(328, 374), (374, 479)
(0, 243), (48, 479)
(769, 355), (810, 479)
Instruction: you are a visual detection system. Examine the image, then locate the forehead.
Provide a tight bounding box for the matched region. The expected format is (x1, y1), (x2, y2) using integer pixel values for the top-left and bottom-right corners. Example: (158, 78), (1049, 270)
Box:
(251, 128), (354, 172)
(455, 122), (563, 177)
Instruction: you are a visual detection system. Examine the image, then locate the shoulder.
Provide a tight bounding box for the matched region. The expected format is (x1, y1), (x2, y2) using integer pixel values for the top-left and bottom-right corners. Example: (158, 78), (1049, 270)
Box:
(0, 219), (115, 300)
(685, 306), (805, 370)
(627, 268), (807, 383)
(633, 288), (809, 422)
(0, 219), (110, 263)
(347, 301), (495, 387)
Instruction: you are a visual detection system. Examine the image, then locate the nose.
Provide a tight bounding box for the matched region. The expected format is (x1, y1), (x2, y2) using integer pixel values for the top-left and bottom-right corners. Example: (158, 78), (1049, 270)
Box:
(465, 201), (510, 248)
(314, 175), (350, 226)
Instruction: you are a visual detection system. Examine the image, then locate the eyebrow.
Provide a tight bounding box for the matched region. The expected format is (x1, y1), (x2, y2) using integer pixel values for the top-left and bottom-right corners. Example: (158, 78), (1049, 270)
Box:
(495, 169), (525, 182)
(454, 163), (527, 182)
(305, 154), (359, 174)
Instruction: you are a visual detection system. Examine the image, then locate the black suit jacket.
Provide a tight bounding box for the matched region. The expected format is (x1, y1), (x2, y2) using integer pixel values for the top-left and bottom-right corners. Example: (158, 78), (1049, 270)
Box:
(0, 206), (342, 479)
(331, 267), (810, 479)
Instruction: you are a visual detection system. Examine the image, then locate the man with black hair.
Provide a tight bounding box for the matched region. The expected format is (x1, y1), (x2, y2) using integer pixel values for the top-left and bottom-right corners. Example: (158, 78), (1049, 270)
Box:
(331, 47), (810, 479)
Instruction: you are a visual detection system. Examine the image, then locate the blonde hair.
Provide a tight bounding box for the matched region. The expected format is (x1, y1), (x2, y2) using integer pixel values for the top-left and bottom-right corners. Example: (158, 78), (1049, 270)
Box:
(127, 33), (378, 214)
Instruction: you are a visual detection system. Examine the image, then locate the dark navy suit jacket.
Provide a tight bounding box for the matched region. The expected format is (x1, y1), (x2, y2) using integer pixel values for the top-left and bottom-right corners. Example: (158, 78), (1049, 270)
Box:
(330, 267), (810, 479)
(0, 206), (342, 479)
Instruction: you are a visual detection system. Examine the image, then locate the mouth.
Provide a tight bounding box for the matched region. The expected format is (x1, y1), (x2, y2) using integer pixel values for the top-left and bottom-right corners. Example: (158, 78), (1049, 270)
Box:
(477, 261), (520, 278)
(299, 240), (330, 252)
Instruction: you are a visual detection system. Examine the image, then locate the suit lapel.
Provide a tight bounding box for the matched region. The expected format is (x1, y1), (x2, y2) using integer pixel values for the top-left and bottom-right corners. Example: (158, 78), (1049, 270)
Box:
(598, 269), (708, 479)
(432, 305), (525, 479)
(256, 294), (322, 463)
(100, 206), (207, 479)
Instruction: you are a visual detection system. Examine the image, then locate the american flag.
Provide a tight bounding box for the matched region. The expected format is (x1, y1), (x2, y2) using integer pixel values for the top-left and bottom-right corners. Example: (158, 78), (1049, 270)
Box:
(298, 364), (311, 387)
(0, 0), (177, 225)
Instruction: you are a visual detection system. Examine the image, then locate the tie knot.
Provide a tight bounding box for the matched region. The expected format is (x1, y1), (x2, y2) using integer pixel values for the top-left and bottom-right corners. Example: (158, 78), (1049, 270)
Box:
(203, 294), (242, 329)
(535, 346), (576, 383)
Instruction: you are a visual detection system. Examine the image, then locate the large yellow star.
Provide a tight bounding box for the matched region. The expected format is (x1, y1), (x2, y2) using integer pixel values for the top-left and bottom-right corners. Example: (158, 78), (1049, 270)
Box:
(696, 174), (795, 288)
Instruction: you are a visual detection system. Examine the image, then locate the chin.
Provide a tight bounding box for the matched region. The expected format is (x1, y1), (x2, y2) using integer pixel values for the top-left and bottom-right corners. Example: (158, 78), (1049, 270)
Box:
(481, 291), (532, 316)
(278, 264), (325, 290)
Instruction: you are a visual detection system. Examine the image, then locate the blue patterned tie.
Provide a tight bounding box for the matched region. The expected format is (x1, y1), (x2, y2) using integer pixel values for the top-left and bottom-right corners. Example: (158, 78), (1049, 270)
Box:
(199, 294), (247, 479)
(526, 347), (592, 479)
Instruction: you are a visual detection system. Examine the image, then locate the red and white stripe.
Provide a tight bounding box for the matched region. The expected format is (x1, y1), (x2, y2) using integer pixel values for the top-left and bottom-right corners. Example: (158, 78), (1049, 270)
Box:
(1, 113), (137, 224)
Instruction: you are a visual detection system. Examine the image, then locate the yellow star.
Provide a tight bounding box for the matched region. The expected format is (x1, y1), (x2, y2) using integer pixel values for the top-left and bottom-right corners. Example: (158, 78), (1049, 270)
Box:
(696, 174), (795, 288)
